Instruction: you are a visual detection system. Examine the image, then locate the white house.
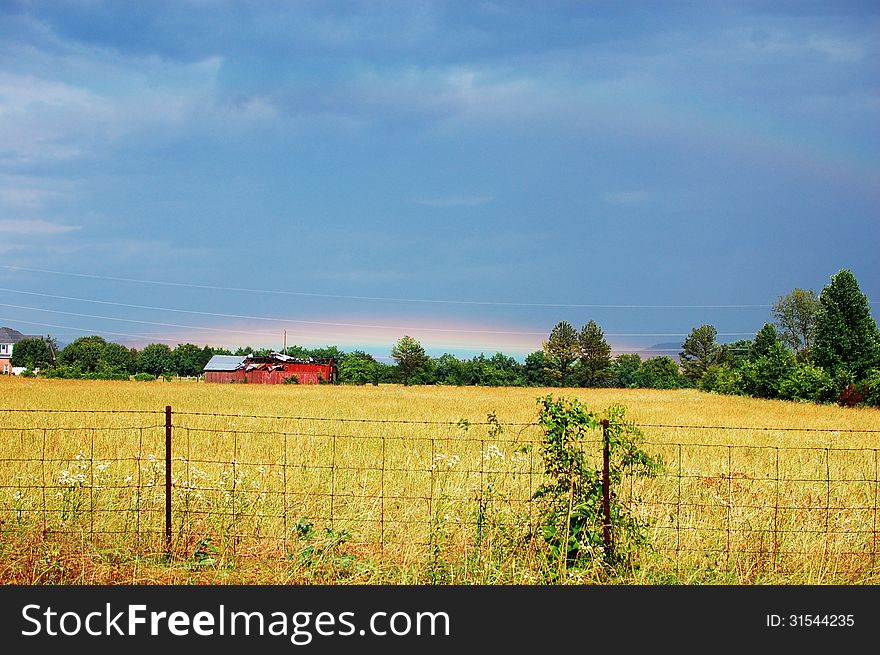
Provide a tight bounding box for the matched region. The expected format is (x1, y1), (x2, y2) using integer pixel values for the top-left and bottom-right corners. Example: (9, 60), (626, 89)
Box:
(0, 326), (42, 374)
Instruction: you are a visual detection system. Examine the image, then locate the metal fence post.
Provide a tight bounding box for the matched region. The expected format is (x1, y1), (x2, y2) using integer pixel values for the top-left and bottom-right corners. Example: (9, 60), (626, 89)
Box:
(165, 405), (172, 558)
(601, 419), (613, 558)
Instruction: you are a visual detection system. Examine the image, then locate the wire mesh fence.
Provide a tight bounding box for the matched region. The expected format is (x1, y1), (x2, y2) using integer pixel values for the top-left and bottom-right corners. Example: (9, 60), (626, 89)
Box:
(0, 407), (877, 577)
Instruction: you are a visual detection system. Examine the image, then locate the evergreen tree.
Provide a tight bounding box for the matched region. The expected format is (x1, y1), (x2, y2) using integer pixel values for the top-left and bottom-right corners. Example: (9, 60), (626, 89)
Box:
(577, 320), (613, 387)
(812, 269), (880, 379)
(390, 335), (429, 386)
(542, 321), (579, 386)
(680, 324), (725, 383)
(750, 323), (782, 360)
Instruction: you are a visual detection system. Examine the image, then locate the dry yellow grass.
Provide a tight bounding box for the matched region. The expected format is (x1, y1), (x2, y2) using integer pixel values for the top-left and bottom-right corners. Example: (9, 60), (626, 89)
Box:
(0, 376), (878, 584)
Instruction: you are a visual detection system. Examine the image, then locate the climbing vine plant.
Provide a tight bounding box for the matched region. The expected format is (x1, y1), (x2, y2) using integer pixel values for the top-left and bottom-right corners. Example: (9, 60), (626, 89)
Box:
(532, 396), (662, 579)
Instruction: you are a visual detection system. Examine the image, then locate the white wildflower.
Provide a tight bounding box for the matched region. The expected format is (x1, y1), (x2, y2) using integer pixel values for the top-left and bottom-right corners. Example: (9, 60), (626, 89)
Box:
(431, 453), (460, 470)
(57, 469), (86, 488)
(482, 445), (506, 462)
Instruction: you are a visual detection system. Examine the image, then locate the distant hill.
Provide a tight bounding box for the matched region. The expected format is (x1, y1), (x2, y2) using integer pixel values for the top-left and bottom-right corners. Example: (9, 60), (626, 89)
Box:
(614, 342), (682, 361)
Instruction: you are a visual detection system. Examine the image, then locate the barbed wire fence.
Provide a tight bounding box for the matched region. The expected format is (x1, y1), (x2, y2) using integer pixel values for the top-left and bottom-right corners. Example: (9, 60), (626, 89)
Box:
(0, 407), (877, 578)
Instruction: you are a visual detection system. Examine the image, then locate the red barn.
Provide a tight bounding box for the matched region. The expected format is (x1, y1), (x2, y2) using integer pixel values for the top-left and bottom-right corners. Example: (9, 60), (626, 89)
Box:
(203, 353), (337, 384)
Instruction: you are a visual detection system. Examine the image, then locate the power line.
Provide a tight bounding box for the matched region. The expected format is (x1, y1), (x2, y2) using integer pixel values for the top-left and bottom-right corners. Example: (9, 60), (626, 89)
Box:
(0, 316), (681, 362)
(0, 317), (181, 344)
(0, 289), (760, 337)
(0, 264), (785, 309)
(0, 302), (323, 340)
(0, 288), (546, 335)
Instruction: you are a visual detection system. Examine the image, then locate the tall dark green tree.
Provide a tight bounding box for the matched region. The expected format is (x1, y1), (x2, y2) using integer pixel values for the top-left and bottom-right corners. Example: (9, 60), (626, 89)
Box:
(772, 288), (820, 358)
(750, 323), (782, 360)
(542, 321), (579, 386)
(390, 335), (429, 386)
(812, 269), (880, 379)
(577, 320), (613, 387)
(680, 324), (725, 383)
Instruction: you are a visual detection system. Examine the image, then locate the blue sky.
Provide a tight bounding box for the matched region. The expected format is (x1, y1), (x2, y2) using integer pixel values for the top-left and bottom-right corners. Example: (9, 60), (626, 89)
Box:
(0, 1), (877, 361)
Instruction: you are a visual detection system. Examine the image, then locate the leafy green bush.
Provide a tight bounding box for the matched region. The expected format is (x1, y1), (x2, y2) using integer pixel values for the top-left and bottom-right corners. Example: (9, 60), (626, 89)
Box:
(83, 371), (129, 380)
(40, 364), (82, 379)
(533, 396), (662, 579)
(698, 364), (739, 394)
(133, 373), (157, 381)
(633, 356), (683, 389)
(778, 363), (833, 402)
(863, 370), (880, 407)
(41, 362), (128, 380)
(734, 342), (795, 399)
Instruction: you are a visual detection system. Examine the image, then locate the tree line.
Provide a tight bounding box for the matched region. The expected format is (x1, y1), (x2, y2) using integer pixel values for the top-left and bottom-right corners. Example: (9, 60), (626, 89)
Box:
(9, 269), (878, 406)
(383, 268), (880, 407)
(686, 269), (880, 407)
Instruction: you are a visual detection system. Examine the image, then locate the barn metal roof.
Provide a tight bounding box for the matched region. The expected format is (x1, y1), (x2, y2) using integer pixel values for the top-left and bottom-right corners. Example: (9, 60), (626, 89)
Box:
(203, 355), (247, 372)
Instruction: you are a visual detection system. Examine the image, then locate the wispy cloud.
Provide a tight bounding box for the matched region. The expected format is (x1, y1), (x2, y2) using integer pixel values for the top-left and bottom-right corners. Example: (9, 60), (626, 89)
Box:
(0, 175), (74, 210)
(745, 28), (873, 63)
(0, 55), (225, 165)
(0, 219), (81, 235)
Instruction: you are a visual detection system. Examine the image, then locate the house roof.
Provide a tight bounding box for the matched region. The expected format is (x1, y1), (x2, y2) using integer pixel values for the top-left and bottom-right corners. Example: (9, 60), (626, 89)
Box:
(0, 327), (40, 344)
(203, 355), (247, 372)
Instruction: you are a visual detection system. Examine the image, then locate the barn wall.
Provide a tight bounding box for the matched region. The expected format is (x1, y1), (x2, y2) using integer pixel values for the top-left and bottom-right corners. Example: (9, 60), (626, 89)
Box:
(205, 371), (243, 383)
(206, 365), (332, 384)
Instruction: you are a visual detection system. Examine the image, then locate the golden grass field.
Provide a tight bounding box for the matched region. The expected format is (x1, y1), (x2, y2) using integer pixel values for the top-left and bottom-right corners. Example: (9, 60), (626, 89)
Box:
(1, 376), (878, 585)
